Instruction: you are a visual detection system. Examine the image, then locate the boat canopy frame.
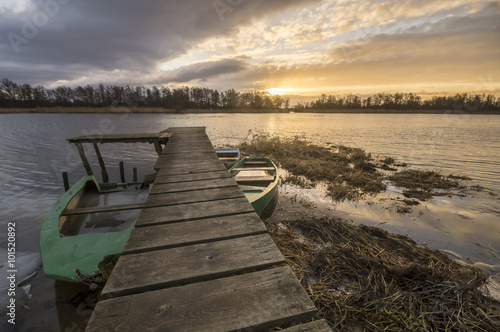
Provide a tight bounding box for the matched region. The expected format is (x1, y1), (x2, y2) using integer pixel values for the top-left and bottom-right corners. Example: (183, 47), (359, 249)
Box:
(67, 132), (171, 183)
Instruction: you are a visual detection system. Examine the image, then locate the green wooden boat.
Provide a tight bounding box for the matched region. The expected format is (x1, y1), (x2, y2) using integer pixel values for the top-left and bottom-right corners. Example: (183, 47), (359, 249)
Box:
(40, 132), (170, 283)
(229, 157), (279, 219)
(40, 176), (149, 282)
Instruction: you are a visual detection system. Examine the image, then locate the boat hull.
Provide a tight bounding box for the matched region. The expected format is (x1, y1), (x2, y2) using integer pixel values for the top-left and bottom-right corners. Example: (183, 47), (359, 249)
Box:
(229, 158), (279, 219)
(40, 176), (144, 282)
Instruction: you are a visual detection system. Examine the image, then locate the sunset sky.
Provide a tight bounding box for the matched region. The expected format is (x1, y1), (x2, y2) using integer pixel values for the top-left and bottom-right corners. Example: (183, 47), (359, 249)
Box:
(1, 0), (499, 97)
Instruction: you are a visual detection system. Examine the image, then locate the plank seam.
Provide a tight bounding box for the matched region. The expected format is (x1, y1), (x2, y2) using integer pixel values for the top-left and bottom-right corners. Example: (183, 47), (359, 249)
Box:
(135, 210), (257, 227)
(100, 261), (288, 300)
(149, 183), (238, 195)
(122, 229), (269, 255)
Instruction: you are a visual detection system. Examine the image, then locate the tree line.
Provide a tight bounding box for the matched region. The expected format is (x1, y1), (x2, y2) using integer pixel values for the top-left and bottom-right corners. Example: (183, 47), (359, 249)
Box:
(1, 78), (499, 112)
(296, 92), (500, 112)
(0, 78), (289, 110)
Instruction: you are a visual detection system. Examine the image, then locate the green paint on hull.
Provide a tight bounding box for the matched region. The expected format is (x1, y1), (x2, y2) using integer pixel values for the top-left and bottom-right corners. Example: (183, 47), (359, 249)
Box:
(229, 158), (279, 218)
(40, 176), (143, 282)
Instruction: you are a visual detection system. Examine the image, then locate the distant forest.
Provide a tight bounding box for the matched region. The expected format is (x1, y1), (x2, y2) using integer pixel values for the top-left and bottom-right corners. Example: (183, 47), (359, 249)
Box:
(1, 78), (499, 112)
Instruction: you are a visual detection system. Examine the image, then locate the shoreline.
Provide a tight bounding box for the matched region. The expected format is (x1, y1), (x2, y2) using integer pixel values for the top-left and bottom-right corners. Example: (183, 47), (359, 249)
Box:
(1, 106), (499, 114)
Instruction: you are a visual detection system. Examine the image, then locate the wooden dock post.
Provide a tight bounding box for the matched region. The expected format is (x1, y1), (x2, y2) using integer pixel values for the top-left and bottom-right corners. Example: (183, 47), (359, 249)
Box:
(153, 141), (163, 155)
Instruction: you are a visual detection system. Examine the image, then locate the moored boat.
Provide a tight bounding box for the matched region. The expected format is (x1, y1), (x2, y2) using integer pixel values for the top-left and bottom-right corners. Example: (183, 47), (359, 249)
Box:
(40, 132), (170, 283)
(229, 157), (279, 219)
(40, 176), (149, 283)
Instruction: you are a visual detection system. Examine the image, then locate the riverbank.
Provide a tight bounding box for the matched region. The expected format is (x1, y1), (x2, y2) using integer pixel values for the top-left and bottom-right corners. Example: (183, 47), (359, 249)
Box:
(1, 107), (499, 114)
(242, 136), (500, 330)
(267, 194), (500, 331)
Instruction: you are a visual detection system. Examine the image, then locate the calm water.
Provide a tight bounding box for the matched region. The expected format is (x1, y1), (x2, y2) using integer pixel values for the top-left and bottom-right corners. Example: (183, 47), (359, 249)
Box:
(0, 113), (499, 331)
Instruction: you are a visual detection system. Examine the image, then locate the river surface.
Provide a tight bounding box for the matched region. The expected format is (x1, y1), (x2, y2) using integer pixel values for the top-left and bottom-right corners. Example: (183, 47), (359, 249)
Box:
(0, 113), (499, 331)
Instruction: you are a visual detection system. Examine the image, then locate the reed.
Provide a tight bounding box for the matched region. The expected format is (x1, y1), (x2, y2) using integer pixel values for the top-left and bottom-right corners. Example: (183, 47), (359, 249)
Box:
(240, 135), (476, 204)
(268, 216), (498, 331)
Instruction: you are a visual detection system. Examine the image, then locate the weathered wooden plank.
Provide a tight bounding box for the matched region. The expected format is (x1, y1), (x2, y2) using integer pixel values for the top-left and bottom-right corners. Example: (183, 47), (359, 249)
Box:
(154, 161), (228, 173)
(166, 140), (210, 146)
(144, 186), (244, 207)
(168, 134), (208, 139)
(165, 126), (206, 132)
(154, 156), (221, 168)
(155, 154), (220, 166)
(136, 197), (255, 226)
(165, 127), (206, 134)
(154, 170), (231, 184)
(158, 148), (217, 157)
(160, 144), (214, 151)
(161, 138), (212, 146)
(155, 165), (228, 178)
(62, 202), (144, 216)
(166, 135), (209, 141)
(68, 132), (171, 144)
(160, 148), (215, 156)
(150, 177), (237, 194)
(86, 266), (316, 332)
(101, 234), (285, 299)
(281, 320), (332, 332)
(123, 212), (267, 254)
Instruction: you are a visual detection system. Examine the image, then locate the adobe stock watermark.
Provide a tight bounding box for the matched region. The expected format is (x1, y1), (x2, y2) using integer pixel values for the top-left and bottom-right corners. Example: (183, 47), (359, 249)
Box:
(7, 0), (74, 54)
(6, 222), (17, 325)
(213, 0), (244, 22)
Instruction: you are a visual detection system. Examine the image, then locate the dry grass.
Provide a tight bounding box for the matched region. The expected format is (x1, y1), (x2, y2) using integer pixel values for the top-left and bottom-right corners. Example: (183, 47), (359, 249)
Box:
(240, 135), (385, 201)
(268, 216), (499, 331)
(388, 170), (469, 200)
(240, 135), (476, 204)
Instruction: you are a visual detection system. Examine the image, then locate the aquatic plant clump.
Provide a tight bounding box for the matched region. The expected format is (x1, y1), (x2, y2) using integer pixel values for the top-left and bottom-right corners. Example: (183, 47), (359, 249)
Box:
(240, 135), (386, 201)
(240, 135), (475, 203)
(269, 216), (498, 331)
(388, 170), (470, 200)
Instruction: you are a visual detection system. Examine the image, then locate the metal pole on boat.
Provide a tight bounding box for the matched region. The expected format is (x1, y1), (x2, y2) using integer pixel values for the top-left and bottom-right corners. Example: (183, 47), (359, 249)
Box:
(74, 142), (93, 176)
(133, 167), (138, 182)
(62, 172), (70, 191)
(119, 161), (126, 183)
(93, 142), (110, 183)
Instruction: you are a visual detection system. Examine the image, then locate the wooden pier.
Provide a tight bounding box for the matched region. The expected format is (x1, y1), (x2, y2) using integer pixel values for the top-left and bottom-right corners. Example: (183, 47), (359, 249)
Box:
(85, 127), (332, 332)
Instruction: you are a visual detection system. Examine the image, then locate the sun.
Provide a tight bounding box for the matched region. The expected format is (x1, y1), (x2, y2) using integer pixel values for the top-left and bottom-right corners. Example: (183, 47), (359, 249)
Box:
(266, 88), (289, 95)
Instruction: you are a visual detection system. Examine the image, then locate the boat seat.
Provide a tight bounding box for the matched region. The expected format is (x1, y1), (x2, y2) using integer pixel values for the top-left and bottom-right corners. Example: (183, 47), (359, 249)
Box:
(62, 202), (145, 216)
(231, 167), (275, 172)
(244, 160), (268, 166)
(235, 176), (275, 184)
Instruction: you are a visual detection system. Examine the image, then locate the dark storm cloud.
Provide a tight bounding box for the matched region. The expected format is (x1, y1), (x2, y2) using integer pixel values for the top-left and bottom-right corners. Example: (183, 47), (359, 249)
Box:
(0, 0), (320, 85)
(160, 58), (248, 83)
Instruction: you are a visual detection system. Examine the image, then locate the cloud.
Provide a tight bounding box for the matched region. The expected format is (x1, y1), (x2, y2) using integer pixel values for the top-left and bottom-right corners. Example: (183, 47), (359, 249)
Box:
(0, 0), (320, 84)
(160, 58), (248, 83)
(0, 0), (498, 96)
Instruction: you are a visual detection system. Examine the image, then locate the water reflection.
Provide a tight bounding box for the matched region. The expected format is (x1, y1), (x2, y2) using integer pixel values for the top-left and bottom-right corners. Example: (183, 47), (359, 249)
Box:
(280, 184), (500, 279)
